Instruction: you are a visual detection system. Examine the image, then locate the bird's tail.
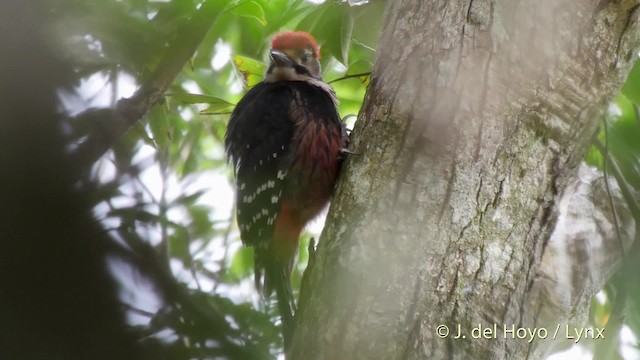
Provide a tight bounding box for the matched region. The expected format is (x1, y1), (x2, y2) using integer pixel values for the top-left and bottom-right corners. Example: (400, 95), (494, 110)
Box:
(271, 264), (295, 350)
(255, 250), (296, 350)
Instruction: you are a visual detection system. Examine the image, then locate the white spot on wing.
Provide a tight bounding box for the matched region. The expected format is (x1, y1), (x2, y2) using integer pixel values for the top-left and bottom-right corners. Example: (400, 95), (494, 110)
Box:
(256, 183), (269, 195)
(235, 158), (242, 175)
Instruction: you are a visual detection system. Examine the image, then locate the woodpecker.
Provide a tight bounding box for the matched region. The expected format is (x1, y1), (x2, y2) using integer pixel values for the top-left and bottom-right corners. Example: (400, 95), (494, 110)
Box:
(225, 31), (347, 346)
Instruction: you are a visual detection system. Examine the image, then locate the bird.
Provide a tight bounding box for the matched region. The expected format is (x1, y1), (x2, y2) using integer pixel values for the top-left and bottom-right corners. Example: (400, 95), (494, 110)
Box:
(224, 31), (348, 348)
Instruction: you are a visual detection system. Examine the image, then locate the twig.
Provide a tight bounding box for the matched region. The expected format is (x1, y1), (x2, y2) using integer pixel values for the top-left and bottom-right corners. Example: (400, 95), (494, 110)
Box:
(327, 72), (372, 84)
(158, 147), (170, 265)
(212, 204), (236, 293)
(601, 119), (625, 258)
(123, 304), (156, 318)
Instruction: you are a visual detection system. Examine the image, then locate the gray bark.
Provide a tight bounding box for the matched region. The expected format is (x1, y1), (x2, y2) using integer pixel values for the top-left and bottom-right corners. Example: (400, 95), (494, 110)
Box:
(291, 0), (640, 359)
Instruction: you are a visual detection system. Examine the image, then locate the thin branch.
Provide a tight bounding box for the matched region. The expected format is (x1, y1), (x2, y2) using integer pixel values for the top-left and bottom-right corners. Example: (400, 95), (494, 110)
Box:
(602, 120), (625, 258)
(327, 72), (372, 84)
(212, 204), (236, 293)
(158, 147), (170, 265)
(72, 0), (226, 170)
(124, 304), (156, 318)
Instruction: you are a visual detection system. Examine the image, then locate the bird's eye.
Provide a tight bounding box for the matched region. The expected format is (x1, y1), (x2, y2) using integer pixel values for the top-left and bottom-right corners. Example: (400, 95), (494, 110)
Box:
(300, 53), (310, 63)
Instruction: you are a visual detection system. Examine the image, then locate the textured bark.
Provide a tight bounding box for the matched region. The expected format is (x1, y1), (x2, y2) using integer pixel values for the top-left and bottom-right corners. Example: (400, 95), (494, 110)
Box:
(291, 0), (640, 359)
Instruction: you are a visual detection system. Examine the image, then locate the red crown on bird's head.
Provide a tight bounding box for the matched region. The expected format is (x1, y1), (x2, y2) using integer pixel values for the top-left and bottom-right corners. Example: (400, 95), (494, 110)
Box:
(271, 31), (321, 59)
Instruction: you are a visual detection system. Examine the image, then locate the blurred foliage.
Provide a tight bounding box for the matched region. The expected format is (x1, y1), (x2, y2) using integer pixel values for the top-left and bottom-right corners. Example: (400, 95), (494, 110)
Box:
(583, 60), (640, 359)
(48, 0), (384, 358)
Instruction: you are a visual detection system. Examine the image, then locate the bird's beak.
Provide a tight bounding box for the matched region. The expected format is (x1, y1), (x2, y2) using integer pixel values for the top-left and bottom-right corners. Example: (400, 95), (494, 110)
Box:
(270, 50), (294, 67)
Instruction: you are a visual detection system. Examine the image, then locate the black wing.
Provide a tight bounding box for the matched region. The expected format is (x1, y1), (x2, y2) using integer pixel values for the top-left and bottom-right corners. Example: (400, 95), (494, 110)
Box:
(225, 82), (295, 248)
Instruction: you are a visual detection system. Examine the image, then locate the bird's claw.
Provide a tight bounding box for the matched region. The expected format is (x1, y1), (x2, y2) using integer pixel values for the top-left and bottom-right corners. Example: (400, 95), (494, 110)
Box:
(340, 148), (361, 156)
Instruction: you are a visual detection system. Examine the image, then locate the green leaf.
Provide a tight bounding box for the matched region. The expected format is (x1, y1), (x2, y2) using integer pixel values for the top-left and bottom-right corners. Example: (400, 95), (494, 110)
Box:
(584, 144), (604, 169)
(229, 246), (254, 281)
(621, 60), (640, 104)
(296, 234), (310, 270)
(264, 0), (308, 33)
(232, 55), (265, 87)
(316, 3), (353, 65)
(183, 144), (198, 175)
(295, 5), (327, 34)
(133, 119), (156, 148)
(199, 104), (235, 115)
(169, 227), (191, 263)
(348, 39), (376, 67)
(351, 0), (386, 48)
(230, 0), (267, 26)
(188, 205), (214, 238)
(339, 6), (354, 65)
(173, 190), (207, 207)
(607, 94), (640, 189)
(148, 105), (171, 150)
(290, 234), (311, 295)
(612, 93), (636, 125)
(181, 138), (198, 176)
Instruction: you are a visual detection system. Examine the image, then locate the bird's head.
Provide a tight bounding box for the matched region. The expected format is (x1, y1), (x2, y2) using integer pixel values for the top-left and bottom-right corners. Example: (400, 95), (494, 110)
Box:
(265, 31), (322, 83)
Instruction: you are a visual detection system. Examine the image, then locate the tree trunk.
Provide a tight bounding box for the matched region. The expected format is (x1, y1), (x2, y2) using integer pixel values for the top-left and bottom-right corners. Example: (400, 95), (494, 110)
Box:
(291, 0), (640, 359)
